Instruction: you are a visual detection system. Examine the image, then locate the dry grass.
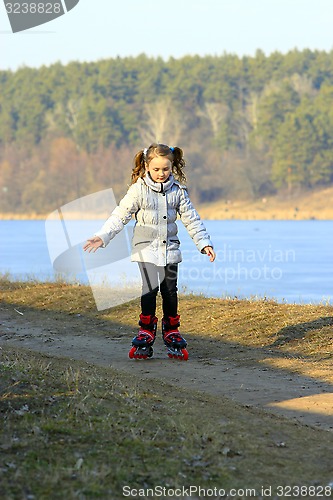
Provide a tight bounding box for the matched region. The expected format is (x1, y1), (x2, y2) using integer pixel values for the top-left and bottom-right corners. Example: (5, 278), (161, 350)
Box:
(1, 278), (333, 498)
(1, 345), (333, 499)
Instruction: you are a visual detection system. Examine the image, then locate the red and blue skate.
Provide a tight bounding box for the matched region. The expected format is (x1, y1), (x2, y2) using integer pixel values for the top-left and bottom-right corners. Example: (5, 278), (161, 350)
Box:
(162, 315), (189, 361)
(129, 314), (157, 360)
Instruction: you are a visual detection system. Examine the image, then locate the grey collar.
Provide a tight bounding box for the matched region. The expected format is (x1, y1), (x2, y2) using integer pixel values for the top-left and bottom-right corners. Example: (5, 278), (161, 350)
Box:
(143, 173), (175, 193)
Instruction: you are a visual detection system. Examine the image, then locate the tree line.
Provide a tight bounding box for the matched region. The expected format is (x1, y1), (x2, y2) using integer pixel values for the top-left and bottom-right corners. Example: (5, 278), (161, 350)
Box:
(1, 49), (333, 213)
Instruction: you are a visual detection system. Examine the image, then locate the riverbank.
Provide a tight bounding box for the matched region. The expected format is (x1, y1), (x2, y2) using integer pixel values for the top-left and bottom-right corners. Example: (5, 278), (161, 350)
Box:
(1, 186), (333, 220)
(1, 279), (333, 498)
(198, 185), (333, 220)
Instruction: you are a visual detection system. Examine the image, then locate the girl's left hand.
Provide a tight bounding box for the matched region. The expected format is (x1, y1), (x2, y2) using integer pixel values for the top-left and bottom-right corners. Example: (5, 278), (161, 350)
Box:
(203, 246), (216, 262)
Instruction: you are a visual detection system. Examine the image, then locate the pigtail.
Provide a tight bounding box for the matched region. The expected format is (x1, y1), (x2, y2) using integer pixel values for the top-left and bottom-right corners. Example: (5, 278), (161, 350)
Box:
(131, 150), (146, 183)
(171, 146), (187, 184)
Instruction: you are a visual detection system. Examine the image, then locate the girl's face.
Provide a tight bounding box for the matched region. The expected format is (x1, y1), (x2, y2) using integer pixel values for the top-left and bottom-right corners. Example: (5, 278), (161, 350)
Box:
(146, 156), (172, 183)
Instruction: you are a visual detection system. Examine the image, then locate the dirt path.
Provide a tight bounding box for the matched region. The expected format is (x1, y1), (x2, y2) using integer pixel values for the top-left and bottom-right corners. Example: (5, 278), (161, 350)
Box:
(1, 307), (332, 432)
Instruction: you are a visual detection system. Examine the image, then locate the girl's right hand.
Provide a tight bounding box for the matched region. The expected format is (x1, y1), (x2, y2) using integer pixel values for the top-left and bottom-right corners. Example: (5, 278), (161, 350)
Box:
(83, 236), (104, 253)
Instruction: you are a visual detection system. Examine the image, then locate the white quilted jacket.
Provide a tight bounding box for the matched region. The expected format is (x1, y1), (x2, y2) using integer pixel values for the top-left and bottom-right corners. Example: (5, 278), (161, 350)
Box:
(94, 174), (213, 266)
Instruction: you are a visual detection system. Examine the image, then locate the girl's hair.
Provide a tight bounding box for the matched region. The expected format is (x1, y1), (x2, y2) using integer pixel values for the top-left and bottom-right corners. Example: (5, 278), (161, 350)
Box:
(131, 143), (186, 184)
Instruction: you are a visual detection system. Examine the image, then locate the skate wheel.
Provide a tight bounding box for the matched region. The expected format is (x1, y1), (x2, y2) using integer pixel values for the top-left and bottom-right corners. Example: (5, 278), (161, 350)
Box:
(181, 349), (189, 361)
(129, 347), (136, 359)
(168, 353), (173, 359)
(129, 347), (153, 360)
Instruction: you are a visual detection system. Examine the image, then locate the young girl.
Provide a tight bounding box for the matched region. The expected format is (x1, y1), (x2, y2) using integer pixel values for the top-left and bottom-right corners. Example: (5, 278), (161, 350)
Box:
(84, 143), (215, 360)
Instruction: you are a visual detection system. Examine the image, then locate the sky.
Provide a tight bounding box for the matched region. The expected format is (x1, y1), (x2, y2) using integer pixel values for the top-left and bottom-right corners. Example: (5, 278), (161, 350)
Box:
(1, 0), (333, 70)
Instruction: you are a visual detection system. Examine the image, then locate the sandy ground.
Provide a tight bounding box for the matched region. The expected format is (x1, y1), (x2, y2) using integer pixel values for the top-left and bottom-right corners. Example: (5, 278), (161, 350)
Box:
(1, 304), (332, 434)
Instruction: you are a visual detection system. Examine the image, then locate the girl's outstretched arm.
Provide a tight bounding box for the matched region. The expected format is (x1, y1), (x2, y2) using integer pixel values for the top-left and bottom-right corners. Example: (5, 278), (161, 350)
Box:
(84, 183), (140, 250)
(178, 188), (214, 256)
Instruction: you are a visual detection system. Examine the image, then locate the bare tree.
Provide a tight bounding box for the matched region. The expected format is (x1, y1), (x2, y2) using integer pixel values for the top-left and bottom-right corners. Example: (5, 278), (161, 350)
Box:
(198, 101), (228, 138)
(139, 98), (185, 145)
(290, 73), (316, 97)
(245, 92), (260, 132)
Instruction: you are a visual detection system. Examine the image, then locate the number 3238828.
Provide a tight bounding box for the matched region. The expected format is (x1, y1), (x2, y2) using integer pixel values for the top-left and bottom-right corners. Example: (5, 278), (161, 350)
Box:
(5, 3), (62, 14)
(277, 485), (332, 497)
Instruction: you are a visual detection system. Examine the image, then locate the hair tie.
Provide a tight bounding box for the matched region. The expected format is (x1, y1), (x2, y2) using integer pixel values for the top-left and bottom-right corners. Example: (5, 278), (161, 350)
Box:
(170, 147), (174, 152)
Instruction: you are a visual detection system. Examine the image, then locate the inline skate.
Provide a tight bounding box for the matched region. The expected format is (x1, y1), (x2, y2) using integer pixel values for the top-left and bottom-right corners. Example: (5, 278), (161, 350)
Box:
(162, 315), (189, 360)
(128, 314), (158, 359)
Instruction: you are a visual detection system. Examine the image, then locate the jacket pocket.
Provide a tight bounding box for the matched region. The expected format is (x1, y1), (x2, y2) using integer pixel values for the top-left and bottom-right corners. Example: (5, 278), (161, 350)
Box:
(134, 241), (151, 246)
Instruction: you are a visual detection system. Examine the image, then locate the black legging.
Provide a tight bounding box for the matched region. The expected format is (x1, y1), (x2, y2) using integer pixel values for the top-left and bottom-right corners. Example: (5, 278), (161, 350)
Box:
(138, 263), (178, 318)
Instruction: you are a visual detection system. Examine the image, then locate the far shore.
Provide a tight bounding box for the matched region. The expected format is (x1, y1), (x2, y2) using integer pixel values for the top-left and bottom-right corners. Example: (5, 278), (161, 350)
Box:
(1, 186), (333, 221)
(2, 208), (332, 221)
(198, 185), (333, 220)
(1, 209), (332, 221)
